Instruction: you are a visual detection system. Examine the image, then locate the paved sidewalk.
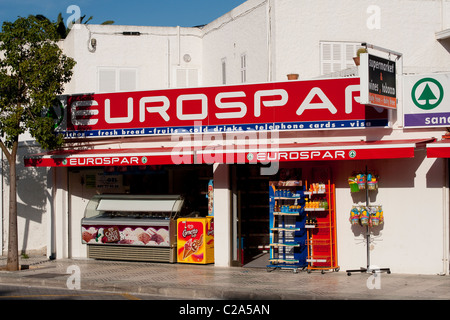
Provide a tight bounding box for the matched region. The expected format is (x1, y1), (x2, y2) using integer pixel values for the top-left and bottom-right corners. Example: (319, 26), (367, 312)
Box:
(1, 255), (449, 300)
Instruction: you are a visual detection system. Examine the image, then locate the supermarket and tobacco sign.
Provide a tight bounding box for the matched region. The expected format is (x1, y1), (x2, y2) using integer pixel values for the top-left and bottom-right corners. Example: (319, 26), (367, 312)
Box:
(359, 53), (397, 109)
(50, 77), (388, 139)
(403, 73), (449, 128)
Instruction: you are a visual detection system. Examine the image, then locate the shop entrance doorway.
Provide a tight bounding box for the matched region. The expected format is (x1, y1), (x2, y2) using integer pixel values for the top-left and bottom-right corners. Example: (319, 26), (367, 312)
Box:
(231, 165), (273, 267)
(231, 163), (333, 268)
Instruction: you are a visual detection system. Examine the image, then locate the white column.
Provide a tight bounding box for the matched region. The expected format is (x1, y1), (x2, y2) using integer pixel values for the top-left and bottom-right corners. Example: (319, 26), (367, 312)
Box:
(443, 159), (449, 275)
(52, 167), (69, 259)
(213, 163), (231, 267)
(46, 168), (54, 259)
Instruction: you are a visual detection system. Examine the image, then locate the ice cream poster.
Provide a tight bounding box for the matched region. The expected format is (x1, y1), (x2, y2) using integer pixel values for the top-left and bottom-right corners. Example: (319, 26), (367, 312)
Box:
(82, 225), (170, 247)
(177, 217), (214, 264)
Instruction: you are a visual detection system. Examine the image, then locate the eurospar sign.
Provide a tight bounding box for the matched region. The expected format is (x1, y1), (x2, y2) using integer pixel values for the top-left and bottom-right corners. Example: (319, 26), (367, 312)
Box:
(54, 77), (388, 138)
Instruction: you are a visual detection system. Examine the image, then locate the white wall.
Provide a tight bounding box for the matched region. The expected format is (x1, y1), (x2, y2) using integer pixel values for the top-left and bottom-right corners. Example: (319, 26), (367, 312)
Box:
(61, 0), (450, 92)
(274, 0), (450, 80)
(1, 142), (52, 256)
(333, 154), (448, 275)
(202, 0), (270, 85)
(200, 0), (450, 85)
(63, 24), (203, 94)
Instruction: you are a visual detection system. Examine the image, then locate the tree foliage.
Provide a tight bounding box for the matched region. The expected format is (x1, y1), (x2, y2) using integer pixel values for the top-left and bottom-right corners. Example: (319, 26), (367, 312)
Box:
(0, 15), (76, 152)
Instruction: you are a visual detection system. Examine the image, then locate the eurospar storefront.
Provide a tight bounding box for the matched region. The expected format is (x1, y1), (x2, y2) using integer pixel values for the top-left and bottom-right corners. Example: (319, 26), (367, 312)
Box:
(24, 69), (450, 275)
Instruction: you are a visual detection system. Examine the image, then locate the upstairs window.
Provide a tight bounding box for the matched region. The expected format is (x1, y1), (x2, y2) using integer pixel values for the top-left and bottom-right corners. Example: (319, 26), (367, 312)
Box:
(176, 68), (199, 88)
(240, 53), (247, 83)
(221, 58), (227, 85)
(98, 67), (137, 93)
(320, 41), (360, 75)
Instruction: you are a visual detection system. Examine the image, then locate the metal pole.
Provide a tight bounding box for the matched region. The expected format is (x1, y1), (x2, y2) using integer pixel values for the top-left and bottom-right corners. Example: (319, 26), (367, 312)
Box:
(361, 42), (403, 58)
(366, 166), (370, 271)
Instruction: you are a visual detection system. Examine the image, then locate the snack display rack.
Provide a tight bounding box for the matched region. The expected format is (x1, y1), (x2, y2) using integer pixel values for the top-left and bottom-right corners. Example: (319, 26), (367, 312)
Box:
(305, 181), (339, 273)
(267, 180), (308, 273)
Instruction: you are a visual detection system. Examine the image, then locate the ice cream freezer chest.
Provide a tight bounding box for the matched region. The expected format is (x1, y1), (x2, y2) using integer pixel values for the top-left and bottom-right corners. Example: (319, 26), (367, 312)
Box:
(177, 217), (214, 264)
(81, 194), (184, 263)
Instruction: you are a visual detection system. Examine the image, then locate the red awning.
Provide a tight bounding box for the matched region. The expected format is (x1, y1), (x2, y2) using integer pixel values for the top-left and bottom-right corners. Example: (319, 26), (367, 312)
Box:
(427, 139), (450, 158)
(24, 147), (194, 167)
(24, 138), (433, 167)
(195, 139), (433, 164)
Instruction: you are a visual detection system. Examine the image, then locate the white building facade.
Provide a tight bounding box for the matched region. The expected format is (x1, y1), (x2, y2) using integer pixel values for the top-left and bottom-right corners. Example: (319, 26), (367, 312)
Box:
(3, 0), (450, 274)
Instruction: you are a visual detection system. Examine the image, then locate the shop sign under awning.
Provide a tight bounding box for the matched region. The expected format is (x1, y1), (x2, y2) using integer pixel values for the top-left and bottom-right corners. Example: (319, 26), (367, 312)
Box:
(195, 139), (433, 164)
(24, 139), (433, 167)
(24, 147), (193, 167)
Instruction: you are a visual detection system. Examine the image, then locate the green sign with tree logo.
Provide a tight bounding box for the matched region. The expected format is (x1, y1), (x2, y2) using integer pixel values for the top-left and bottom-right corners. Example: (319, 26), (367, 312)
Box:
(404, 73), (450, 128)
(411, 78), (444, 110)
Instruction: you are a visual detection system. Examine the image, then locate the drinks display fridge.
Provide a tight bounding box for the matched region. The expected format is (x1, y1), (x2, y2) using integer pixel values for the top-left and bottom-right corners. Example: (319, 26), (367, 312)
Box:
(81, 194), (184, 263)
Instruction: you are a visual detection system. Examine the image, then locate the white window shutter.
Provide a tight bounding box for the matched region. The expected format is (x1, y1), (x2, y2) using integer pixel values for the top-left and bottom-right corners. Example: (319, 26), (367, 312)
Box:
(176, 68), (198, 88)
(98, 69), (116, 93)
(320, 41), (360, 75)
(119, 69), (137, 92)
(188, 69), (198, 87)
(176, 69), (187, 87)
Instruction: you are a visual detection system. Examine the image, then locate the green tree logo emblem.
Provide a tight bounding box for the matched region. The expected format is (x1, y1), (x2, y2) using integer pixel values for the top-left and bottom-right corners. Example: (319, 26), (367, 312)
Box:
(45, 98), (65, 129)
(411, 78), (444, 110)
